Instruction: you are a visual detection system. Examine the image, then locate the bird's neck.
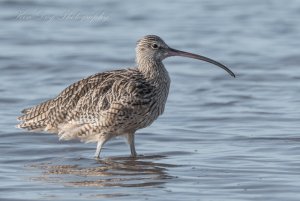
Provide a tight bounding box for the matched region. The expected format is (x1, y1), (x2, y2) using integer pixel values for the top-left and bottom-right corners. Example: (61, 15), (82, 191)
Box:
(137, 59), (169, 81)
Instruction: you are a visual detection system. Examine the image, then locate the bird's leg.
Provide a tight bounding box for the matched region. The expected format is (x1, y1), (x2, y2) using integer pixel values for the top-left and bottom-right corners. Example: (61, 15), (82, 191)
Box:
(94, 140), (105, 159)
(127, 133), (137, 157)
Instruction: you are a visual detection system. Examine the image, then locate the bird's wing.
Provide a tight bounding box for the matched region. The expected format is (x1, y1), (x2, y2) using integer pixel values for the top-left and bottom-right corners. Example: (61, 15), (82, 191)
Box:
(17, 70), (126, 131)
(62, 69), (154, 125)
(17, 68), (154, 135)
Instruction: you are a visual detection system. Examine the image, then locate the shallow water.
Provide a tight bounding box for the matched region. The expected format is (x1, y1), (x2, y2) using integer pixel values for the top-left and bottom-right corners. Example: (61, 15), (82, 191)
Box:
(1, 0), (300, 200)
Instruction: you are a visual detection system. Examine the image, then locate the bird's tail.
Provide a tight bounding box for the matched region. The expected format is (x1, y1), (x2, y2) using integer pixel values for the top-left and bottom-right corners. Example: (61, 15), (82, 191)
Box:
(16, 100), (54, 132)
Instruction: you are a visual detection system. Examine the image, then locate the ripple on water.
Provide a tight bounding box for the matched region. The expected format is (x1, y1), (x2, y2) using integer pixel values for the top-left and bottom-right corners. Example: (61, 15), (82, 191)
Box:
(28, 155), (177, 188)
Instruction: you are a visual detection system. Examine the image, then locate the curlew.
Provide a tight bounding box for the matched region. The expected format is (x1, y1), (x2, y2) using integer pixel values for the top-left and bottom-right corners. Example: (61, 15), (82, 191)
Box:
(17, 35), (235, 158)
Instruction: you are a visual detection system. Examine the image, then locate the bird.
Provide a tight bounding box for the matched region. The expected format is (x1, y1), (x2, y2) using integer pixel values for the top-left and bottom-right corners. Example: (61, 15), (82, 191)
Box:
(17, 35), (235, 158)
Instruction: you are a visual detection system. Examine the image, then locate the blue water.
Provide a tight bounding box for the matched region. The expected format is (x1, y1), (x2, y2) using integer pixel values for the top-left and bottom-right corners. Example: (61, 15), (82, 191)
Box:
(1, 0), (300, 200)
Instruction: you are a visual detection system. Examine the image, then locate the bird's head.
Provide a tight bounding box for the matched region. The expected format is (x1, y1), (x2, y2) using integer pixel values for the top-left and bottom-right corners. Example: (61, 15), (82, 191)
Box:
(136, 35), (235, 77)
(136, 35), (169, 62)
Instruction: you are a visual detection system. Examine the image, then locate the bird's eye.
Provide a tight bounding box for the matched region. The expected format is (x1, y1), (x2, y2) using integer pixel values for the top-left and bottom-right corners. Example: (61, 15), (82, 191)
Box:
(151, 43), (158, 49)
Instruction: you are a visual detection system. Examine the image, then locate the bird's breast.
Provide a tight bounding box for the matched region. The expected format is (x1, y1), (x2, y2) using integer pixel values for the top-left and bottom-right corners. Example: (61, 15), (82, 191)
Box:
(150, 72), (171, 117)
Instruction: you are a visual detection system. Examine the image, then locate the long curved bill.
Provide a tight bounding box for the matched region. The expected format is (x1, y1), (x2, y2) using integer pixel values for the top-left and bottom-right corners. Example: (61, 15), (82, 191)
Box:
(167, 48), (235, 77)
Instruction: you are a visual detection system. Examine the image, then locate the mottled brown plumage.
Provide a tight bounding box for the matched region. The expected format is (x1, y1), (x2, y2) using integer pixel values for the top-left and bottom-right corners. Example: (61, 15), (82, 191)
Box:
(17, 35), (235, 158)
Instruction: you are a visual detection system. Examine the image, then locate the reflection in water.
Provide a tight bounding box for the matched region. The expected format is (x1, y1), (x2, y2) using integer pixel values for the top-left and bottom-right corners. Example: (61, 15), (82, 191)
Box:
(30, 155), (177, 188)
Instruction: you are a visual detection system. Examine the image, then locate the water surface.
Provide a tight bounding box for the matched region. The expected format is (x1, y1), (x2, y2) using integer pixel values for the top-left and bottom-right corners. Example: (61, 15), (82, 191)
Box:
(1, 0), (300, 200)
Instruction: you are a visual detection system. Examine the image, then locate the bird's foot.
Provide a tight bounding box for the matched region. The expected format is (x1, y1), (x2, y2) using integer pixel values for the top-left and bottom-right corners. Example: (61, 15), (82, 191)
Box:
(130, 152), (137, 158)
